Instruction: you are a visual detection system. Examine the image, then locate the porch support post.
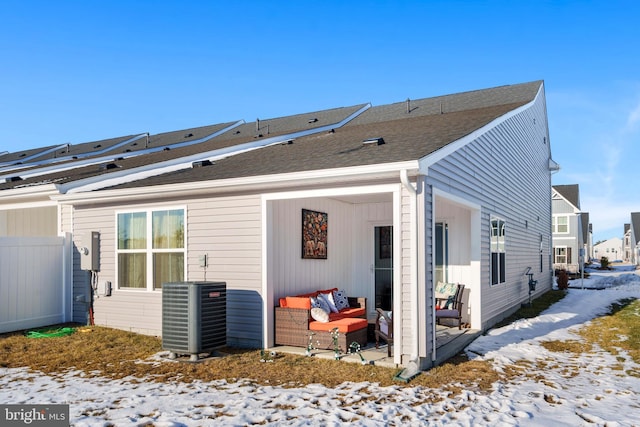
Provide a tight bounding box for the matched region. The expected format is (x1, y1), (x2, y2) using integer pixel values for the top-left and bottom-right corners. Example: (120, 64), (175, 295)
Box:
(400, 169), (419, 365)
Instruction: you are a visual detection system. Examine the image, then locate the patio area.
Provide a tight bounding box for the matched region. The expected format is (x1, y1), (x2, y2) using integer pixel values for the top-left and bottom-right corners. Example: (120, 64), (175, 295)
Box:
(271, 325), (482, 369)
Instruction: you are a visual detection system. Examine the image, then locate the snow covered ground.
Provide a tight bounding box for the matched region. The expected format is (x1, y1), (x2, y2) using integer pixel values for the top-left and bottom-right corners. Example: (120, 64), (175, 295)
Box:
(1, 266), (639, 426)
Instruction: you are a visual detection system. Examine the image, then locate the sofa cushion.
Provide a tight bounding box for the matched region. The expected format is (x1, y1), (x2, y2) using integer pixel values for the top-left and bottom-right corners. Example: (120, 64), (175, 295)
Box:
(309, 317), (368, 333)
(328, 307), (365, 321)
(285, 296), (312, 310)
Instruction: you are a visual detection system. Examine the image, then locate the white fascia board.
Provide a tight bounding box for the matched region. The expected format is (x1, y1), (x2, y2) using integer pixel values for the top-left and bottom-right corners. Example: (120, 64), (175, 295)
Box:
(418, 83), (542, 172)
(59, 104), (372, 195)
(0, 121), (246, 180)
(0, 184), (60, 209)
(262, 182), (402, 201)
(54, 160), (418, 205)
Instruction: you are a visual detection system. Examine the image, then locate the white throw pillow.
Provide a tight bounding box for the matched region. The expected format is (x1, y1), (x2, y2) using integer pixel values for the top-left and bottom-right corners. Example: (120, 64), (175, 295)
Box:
(310, 307), (329, 323)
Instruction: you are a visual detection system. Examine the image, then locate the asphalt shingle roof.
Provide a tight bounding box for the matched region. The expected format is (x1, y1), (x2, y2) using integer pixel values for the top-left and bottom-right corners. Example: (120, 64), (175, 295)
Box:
(553, 184), (580, 209)
(0, 80), (543, 193)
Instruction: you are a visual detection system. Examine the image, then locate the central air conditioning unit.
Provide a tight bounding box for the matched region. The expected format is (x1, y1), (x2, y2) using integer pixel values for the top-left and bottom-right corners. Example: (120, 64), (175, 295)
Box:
(162, 281), (226, 361)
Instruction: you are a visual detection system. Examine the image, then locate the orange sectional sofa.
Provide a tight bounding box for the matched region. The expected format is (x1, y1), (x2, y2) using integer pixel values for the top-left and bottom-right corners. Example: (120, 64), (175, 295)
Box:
(274, 288), (368, 351)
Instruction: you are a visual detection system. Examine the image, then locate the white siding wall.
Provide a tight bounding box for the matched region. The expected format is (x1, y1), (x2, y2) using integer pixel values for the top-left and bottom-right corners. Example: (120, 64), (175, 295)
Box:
(270, 198), (353, 300)
(425, 91), (553, 330)
(271, 197), (393, 312)
(0, 235), (72, 333)
(350, 201), (393, 317)
(400, 184), (418, 362)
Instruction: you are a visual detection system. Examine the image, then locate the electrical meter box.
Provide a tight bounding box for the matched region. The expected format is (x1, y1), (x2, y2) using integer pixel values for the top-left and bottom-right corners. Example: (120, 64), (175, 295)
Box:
(81, 231), (100, 271)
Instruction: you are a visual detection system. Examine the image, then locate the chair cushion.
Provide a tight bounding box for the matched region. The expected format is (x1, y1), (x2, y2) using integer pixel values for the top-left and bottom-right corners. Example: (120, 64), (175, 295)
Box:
(435, 281), (458, 300)
(379, 317), (390, 335)
(285, 296), (313, 309)
(328, 307), (365, 321)
(435, 309), (460, 318)
(309, 318), (368, 333)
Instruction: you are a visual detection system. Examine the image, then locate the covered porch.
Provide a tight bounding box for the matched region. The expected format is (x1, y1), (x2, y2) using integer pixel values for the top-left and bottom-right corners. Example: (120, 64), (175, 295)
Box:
(271, 324), (481, 369)
(262, 181), (481, 368)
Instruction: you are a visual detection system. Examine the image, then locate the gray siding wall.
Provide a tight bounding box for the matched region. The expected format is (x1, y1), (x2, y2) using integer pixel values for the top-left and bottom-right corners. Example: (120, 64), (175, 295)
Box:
(72, 195), (263, 347)
(0, 206), (58, 237)
(552, 198), (581, 269)
(425, 90), (553, 330)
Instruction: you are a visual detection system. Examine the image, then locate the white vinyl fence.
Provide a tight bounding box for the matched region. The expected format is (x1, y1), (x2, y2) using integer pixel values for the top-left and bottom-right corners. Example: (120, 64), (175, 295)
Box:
(0, 234), (73, 334)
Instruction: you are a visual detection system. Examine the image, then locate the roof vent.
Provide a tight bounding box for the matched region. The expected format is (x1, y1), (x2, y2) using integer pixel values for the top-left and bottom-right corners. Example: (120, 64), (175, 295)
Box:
(234, 130), (241, 134)
(185, 133), (194, 138)
(100, 162), (119, 170)
(19, 153), (26, 157)
(164, 147), (171, 151)
(308, 118), (318, 123)
(7, 176), (22, 182)
(363, 137), (385, 146)
(192, 160), (213, 168)
(328, 129), (335, 134)
(281, 139), (294, 145)
(406, 98), (411, 114)
(94, 144), (102, 148)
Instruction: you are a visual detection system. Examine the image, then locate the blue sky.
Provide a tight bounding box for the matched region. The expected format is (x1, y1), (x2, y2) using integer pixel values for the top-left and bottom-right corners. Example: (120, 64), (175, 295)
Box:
(1, 1), (638, 243)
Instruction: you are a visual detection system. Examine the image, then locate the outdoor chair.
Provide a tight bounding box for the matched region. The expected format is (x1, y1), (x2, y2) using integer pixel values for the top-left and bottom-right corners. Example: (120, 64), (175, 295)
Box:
(374, 308), (393, 357)
(435, 283), (465, 329)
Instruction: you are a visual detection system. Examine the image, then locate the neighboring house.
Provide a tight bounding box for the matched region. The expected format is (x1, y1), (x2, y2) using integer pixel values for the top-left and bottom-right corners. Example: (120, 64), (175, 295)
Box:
(551, 185), (588, 274)
(629, 213), (640, 266)
(593, 237), (623, 263)
(1, 81), (556, 370)
(624, 223), (631, 263)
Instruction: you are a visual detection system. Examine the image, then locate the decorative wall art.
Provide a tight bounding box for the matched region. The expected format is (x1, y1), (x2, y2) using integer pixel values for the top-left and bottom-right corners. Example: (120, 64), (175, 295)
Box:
(302, 209), (328, 259)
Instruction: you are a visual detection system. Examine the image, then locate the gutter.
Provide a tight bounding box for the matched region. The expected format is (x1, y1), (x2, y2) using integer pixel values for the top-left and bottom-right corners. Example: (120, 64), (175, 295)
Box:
(54, 160), (419, 205)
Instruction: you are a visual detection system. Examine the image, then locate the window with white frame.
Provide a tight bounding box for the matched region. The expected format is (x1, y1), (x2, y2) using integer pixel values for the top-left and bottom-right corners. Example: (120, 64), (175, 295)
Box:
(117, 208), (185, 290)
(553, 215), (569, 233)
(490, 217), (506, 285)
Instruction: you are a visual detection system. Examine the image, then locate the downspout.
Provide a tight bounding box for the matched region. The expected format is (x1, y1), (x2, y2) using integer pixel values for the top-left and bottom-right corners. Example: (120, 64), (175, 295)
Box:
(400, 169), (419, 365)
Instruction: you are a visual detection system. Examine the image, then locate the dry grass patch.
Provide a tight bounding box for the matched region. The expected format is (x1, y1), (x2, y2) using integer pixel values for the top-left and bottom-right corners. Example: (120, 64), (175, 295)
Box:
(540, 298), (640, 365)
(0, 289), (573, 392)
(1, 325), (500, 392)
